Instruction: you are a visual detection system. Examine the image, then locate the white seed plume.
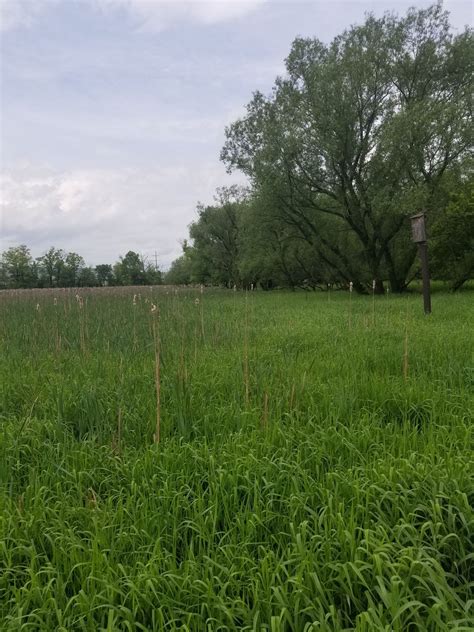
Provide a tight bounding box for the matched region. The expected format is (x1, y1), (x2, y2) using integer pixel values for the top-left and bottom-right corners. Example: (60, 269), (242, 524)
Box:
(349, 282), (353, 293)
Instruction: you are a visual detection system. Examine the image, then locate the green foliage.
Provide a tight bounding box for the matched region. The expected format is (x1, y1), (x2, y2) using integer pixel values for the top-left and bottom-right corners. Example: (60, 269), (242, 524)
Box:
(114, 251), (149, 286)
(0, 245), (37, 289)
(164, 252), (193, 285)
(430, 179), (474, 290)
(36, 246), (66, 287)
(95, 263), (115, 286)
(78, 265), (99, 287)
(63, 252), (85, 287)
(0, 287), (473, 630)
(0, 248), (163, 289)
(188, 186), (246, 286)
(220, 4), (473, 292)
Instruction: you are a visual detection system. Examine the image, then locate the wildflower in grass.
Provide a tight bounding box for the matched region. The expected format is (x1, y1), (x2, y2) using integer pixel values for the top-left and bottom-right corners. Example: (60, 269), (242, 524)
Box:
(200, 284), (204, 294)
(150, 303), (157, 313)
(195, 298), (200, 305)
(349, 282), (353, 293)
(133, 294), (137, 305)
(54, 297), (58, 305)
(36, 303), (40, 311)
(372, 279), (376, 290)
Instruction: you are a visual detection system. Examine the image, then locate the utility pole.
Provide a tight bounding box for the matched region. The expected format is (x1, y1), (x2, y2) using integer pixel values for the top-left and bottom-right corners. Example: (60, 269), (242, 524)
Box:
(154, 251), (158, 272)
(410, 212), (431, 315)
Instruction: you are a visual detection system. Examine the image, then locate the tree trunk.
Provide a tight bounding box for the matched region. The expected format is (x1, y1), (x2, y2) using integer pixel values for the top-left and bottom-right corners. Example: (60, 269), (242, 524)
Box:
(374, 279), (385, 295)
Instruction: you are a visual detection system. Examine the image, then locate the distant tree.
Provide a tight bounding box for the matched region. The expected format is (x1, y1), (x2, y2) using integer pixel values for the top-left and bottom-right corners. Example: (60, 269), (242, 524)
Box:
(1, 245), (37, 288)
(165, 252), (192, 285)
(114, 251), (147, 285)
(145, 262), (162, 285)
(0, 260), (7, 289)
(78, 266), (98, 287)
(187, 186), (247, 286)
(95, 264), (114, 286)
(0, 246), (167, 289)
(37, 247), (65, 287)
(63, 252), (85, 287)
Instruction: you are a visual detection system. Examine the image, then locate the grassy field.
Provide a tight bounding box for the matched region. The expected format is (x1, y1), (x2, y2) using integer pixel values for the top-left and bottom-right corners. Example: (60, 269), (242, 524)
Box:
(0, 287), (473, 631)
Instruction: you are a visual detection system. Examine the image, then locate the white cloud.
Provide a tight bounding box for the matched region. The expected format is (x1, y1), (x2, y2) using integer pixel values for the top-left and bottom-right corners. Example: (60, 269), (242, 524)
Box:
(0, 0), (266, 32)
(93, 0), (266, 30)
(0, 164), (246, 266)
(0, 0), (53, 31)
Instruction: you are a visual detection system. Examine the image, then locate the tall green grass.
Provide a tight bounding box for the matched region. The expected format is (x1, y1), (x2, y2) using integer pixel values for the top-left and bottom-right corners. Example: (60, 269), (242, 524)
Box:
(0, 287), (473, 630)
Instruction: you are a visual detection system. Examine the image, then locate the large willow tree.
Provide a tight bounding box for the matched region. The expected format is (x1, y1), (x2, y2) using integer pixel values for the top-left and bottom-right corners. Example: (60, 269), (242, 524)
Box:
(222, 4), (473, 292)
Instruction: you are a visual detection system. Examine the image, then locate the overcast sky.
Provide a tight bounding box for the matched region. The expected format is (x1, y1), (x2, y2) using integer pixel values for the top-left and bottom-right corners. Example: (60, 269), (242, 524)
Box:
(1, 0), (472, 268)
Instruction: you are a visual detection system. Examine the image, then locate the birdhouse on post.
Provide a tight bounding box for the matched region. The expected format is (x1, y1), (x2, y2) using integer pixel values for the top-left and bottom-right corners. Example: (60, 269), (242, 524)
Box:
(410, 212), (427, 244)
(410, 212), (431, 315)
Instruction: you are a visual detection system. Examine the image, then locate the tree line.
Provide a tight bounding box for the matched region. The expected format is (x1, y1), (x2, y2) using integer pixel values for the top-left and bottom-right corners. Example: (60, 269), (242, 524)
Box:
(0, 246), (162, 289)
(168, 4), (473, 292)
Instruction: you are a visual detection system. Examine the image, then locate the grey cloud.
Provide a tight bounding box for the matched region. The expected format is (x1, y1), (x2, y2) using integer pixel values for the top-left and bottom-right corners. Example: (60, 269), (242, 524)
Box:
(1, 0), (266, 32)
(1, 165), (246, 267)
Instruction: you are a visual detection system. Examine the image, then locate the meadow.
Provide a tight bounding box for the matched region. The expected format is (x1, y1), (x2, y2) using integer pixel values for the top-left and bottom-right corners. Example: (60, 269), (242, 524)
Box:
(0, 286), (473, 631)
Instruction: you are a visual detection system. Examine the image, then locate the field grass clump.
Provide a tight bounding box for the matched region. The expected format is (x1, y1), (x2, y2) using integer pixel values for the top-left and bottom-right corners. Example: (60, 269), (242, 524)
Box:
(0, 287), (473, 631)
